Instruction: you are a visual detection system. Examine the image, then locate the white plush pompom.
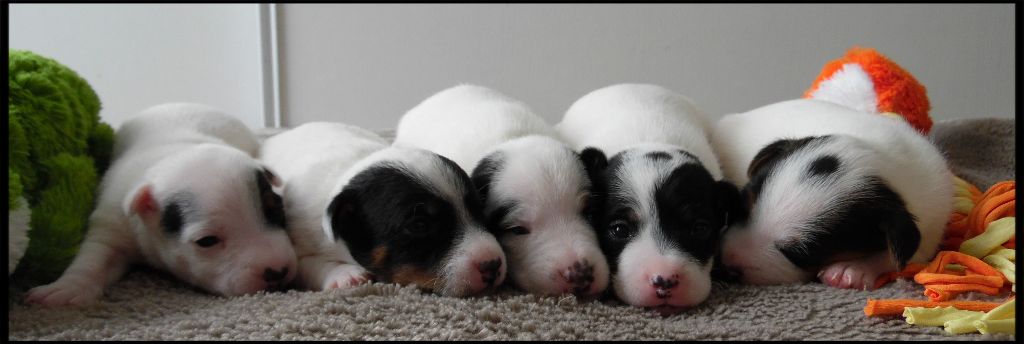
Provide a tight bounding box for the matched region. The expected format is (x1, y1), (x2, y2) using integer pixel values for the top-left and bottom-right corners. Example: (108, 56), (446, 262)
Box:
(807, 63), (879, 114)
(9, 197), (31, 275)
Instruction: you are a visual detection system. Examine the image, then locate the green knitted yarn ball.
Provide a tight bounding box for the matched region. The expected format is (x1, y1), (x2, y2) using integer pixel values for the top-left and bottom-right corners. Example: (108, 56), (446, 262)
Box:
(8, 49), (115, 285)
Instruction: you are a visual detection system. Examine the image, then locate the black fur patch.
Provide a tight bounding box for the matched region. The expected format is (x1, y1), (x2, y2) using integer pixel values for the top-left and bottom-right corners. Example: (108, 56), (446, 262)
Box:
(775, 176), (920, 271)
(645, 151), (672, 161)
(255, 169), (287, 229)
(161, 201), (186, 235)
(743, 136), (831, 206)
(471, 152), (504, 216)
(328, 160), (479, 283)
(807, 155), (840, 178)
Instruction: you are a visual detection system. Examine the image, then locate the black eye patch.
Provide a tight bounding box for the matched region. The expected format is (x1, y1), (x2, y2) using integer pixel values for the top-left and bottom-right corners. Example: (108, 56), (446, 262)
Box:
(775, 176), (920, 271)
(255, 169), (287, 229)
(653, 163), (721, 265)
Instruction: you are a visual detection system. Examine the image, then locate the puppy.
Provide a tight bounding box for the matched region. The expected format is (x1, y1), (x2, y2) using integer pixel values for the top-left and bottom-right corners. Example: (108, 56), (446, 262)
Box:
(556, 84), (741, 313)
(394, 84), (610, 296)
(711, 99), (953, 290)
(26, 103), (297, 307)
(260, 122), (507, 296)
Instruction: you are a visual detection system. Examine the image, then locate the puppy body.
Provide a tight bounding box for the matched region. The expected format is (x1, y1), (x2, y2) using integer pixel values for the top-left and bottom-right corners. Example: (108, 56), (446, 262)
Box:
(712, 99), (953, 289)
(395, 85), (609, 296)
(556, 84), (738, 311)
(262, 122), (507, 296)
(27, 103), (297, 307)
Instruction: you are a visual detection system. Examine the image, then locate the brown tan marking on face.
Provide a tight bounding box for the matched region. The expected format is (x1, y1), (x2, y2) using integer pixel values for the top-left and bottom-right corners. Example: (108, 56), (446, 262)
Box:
(390, 265), (440, 290)
(371, 246), (389, 268)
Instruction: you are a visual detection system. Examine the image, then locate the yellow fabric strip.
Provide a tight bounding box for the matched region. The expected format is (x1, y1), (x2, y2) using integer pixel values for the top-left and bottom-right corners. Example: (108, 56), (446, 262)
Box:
(973, 319), (1015, 335)
(989, 248), (1015, 261)
(903, 306), (983, 326)
(944, 313), (985, 334)
(982, 255), (1015, 284)
(980, 299), (1015, 321)
(960, 217), (1015, 258)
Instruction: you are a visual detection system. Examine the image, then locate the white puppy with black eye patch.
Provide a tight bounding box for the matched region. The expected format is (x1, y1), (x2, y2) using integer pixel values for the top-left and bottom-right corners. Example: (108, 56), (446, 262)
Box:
(26, 103), (298, 307)
(712, 99), (953, 290)
(261, 121), (507, 297)
(556, 84), (741, 314)
(394, 84), (610, 297)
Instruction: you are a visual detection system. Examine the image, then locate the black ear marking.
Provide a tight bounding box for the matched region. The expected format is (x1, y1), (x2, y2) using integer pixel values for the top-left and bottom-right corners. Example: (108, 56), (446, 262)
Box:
(747, 137), (823, 178)
(471, 152), (504, 207)
(578, 147), (608, 184)
(255, 169), (287, 229)
(161, 201), (185, 235)
(714, 180), (746, 227)
(326, 189), (371, 250)
(877, 195), (921, 270)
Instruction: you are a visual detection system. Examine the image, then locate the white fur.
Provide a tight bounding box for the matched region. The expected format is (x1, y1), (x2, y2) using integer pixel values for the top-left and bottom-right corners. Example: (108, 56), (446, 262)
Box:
(808, 63), (879, 114)
(395, 84), (607, 296)
(261, 121), (507, 297)
(556, 83), (722, 308)
(9, 197), (31, 275)
(712, 99), (953, 285)
(26, 103), (298, 307)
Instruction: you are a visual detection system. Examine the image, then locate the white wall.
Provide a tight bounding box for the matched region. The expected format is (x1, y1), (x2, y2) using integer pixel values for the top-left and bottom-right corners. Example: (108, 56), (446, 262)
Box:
(9, 4), (268, 130)
(278, 4), (1015, 131)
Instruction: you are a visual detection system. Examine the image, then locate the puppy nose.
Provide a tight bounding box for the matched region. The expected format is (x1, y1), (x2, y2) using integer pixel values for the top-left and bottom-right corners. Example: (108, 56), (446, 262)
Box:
(263, 266), (289, 282)
(650, 274), (680, 299)
(478, 258), (502, 288)
(565, 260), (595, 294)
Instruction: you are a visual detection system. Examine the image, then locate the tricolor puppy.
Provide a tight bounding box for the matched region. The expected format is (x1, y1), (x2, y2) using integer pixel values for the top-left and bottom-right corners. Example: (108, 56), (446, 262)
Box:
(394, 84), (610, 297)
(711, 99), (953, 290)
(26, 103), (297, 307)
(556, 84), (741, 313)
(260, 122), (507, 296)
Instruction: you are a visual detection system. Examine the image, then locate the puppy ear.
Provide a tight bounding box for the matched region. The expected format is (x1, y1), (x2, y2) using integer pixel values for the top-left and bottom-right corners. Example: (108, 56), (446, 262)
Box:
(578, 147), (607, 181)
(471, 152), (503, 206)
(879, 206), (921, 270)
(747, 137), (820, 178)
(324, 189), (372, 251)
(714, 180), (746, 227)
(261, 166), (283, 188)
(125, 184), (159, 219)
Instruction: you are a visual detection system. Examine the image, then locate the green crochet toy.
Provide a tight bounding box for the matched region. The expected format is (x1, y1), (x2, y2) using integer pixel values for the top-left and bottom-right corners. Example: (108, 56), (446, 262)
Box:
(8, 49), (114, 288)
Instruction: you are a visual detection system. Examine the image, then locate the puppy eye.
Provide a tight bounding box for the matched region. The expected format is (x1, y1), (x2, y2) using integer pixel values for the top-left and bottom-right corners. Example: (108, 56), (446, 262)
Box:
(405, 218), (431, 236)
(608, 220), (634, 240)
(506, 226), (530, 235)
(692, 220), (712, 232)
(195, 236), (221, 248)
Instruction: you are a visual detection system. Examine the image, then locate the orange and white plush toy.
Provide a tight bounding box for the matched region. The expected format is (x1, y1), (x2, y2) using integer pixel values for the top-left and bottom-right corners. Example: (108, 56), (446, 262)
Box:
(803, 47), (933, 135)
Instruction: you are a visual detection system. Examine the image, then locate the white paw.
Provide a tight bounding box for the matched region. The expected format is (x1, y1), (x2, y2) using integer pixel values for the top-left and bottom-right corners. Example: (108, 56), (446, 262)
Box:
(817, 260), (890, 290)
(25, 275), (104, 307)
(322, 264), (373, 290)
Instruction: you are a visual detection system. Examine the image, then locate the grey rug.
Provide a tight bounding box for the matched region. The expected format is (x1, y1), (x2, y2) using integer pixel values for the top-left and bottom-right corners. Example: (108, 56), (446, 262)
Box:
(7, 118), (1016, 340)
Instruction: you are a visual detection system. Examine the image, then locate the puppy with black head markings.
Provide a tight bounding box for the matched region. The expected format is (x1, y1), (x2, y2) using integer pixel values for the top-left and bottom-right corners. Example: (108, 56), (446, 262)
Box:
(26, 103), (297, 307)
(394, 84), (610, 297)
(261, 122), (506, 296)
(556, 84), (742, 314)
(711, 99), (953, 290)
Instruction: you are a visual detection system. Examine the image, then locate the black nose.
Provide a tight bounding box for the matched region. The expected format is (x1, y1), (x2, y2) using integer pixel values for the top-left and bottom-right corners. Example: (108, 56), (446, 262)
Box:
(263, 267), (289, 282)
(566, 261), (595, 294)
(650, 274), (679, 299)
(479, 258), (502, 287)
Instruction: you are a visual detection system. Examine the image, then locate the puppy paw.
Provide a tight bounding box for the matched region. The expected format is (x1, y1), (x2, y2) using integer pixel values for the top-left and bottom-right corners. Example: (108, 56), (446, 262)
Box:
(817, 254), (895, 290)
(322, 264), (373, 290)
(25, 275), (104, 307)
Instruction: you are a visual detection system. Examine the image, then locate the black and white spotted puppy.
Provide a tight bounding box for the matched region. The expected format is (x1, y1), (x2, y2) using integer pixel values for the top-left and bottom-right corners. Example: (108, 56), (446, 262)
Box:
(394, 84), (610, 297)
(26, 103), (297, 307)
(556, 84), (741, 312)
(261, 122), (507, 296)
(711, 99), (953, 290)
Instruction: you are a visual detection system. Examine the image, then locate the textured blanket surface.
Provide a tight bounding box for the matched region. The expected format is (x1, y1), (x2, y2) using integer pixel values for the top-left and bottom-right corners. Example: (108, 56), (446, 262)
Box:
(7, 118), (1016, 340)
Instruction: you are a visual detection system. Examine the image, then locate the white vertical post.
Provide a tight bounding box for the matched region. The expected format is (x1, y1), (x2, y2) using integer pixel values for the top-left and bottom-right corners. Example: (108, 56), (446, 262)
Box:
(259, 3), (282, 128)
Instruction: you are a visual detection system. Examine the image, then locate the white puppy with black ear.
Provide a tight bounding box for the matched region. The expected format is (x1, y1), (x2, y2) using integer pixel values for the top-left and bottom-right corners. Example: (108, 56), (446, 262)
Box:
(712, 99), (952, 290)
(556, 84), (741, 313)
(394, 84), (610, 297)
(26, 103), (298, 307)
(262, 122), (507, 297)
